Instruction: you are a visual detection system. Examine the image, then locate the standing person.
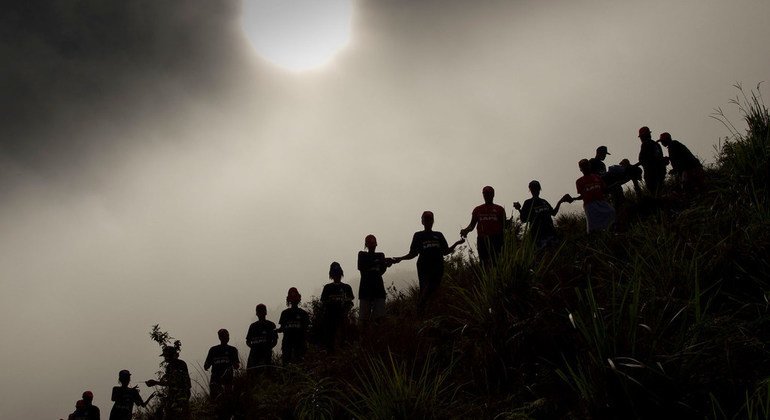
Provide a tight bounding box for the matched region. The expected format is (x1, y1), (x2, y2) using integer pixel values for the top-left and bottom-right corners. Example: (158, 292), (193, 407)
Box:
(589, 146), (610, 175)
(246, 304), (278, 372)
(203, 329), (240, 402)
(109, 370), (155, 420)
(145, 346), (192, 419)
(513, 181), (569, 249)
(320, 262), (355, 352)
(277, 287), (311, 365)
(357, 234), (393, 322)
(568, 159), (616, 233)
(636, 126), (668, 196)
(658, 132), (704, 192)
(460, 186), (507, 266)
(393, 211), (464, 309)
(81, 391), (100, 420)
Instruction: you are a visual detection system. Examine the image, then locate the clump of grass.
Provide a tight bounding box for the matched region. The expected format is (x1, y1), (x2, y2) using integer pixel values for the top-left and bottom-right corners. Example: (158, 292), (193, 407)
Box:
(712, 82), (770, 202)
(343, 350), (466, 420)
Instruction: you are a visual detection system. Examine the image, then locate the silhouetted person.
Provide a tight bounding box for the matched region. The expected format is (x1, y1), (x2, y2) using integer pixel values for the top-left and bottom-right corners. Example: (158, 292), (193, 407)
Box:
(68, 400), (88, 420)
(109, 370), (154, 420)
(246, 304), (278, 372)
(659, 132), (704, 192)
(278, 287), (310, 365)
(81, 391), (100, 420)
(636, 126), (668, 196)
(589, 146), (610, 175)
(568, 159), (616, 233)
(358, 234), (393, 321)
(513, 180), (568, 249)
(320, 262), (355, 352)
(603, 159), (643, 199)
(145, 346), (191, 419)
(602, 159), (643, 231)
(460, 186), (507, 265)
(393, 211), (464, 309)
(204, 328), (240, 405)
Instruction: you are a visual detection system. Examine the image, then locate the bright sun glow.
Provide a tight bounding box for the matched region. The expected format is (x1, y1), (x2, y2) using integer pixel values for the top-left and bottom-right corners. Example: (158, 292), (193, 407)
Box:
(241, 0), (352, 72)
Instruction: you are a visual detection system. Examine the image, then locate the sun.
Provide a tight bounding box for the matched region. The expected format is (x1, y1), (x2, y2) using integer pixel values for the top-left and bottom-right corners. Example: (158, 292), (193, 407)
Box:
(241, 0), (352, 72)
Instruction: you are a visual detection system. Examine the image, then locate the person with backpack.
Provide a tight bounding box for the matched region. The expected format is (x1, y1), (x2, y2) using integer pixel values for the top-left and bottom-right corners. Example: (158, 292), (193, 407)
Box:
(246, 303), (278, 372)
(277, 287), (310, 365)
(320, 262), (355, 352)
(109, 370), (154, 420)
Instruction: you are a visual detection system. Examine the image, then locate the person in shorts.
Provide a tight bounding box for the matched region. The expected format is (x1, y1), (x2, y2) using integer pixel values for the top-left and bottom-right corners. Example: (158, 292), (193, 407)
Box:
(568, 159), (616, 233)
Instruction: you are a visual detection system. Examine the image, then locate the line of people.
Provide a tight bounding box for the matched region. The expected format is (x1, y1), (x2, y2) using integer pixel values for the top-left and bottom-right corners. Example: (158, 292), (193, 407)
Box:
(63, 126), (704, 419)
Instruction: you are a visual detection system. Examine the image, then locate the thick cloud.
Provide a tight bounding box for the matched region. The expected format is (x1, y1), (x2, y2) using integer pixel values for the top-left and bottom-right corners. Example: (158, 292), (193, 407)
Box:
(0, 0), (244, 170)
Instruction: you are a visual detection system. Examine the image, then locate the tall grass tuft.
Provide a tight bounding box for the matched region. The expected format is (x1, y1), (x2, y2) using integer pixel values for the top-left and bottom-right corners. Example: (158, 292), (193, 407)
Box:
(343, 350), (465, 420)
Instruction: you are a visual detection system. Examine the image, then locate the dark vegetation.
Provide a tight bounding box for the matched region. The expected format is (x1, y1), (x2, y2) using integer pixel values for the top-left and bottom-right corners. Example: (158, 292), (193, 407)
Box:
(140, 85), (770, 419)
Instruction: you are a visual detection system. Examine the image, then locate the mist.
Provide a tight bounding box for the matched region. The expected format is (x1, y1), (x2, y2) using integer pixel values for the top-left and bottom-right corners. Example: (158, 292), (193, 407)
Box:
(1, 0), (770, 417)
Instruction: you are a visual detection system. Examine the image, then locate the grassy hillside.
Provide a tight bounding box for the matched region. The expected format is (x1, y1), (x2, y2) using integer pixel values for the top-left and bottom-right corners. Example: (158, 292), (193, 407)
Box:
(140, 85), (770, 419)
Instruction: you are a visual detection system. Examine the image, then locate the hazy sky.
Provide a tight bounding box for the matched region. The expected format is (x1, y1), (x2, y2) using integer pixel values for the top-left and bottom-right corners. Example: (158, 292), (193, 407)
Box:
(1, 0), (769, 417)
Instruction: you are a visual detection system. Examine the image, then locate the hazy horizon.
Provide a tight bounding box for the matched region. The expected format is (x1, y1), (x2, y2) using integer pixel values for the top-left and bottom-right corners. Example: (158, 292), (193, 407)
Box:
(2, 0), (770, 417)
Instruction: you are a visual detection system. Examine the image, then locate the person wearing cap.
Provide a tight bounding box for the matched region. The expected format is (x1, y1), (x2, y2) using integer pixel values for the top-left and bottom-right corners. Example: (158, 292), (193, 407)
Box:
(277, 287), (311, 365)
(145, 346), (191, 419)
(80, 391), (100, 420)
(245, 304), (278, 372)
(204, 329), (240, 403)
(589, 146), (610, 175)
(109, 370), (154, 420)
(460, 186), (507, 266)
(320, 262), (355, 352)
(358, 234), (394, 322)
(635, 126), (668, 196)
(658, 132), (704, 192)
(567, 159), (616, 233)
(393, 211), (464, 309)
(513, 181), (570, 249)
(68, 400), (89, 420)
